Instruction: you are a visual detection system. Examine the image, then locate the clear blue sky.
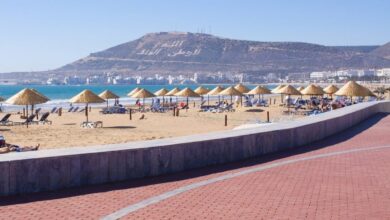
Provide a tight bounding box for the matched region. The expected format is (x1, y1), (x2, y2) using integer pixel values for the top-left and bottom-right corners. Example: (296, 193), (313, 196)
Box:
(0, 0), (389, 72)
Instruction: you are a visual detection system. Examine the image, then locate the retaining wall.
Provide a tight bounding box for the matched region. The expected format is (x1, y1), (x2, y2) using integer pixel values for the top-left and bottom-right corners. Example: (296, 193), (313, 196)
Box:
(1, 101), (389, 196)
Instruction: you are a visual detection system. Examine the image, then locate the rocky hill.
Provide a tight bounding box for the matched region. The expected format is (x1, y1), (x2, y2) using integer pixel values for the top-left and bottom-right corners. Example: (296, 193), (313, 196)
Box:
(53, 32), (390, 75)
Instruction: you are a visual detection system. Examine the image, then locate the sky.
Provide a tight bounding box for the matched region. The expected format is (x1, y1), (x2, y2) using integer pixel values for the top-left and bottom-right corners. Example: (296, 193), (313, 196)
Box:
(0, 0), (389, 72)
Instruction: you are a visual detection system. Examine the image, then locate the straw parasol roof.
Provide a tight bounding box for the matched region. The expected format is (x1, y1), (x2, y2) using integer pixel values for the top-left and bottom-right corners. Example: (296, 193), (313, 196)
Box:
(247, 86), (271, 95)
(175, 87), (200, 97)
(127, 87), (142, 97)
(31, 88), (50, 101)
(334, 81), (373, 97)
(154, 88), (169, 96)
(323, 85), (339, 94)
(131, 89), (156, 99)
(301, 84), (325, 95)
(194, 86), (210, 95)
(277, 85), (301, 95)
(234, 83), (250, 93)
(271, 84), (286, 93)
(99, 90), (119, 100)
(296, 86), (305, 91)
(70, 89), (105, 103)
(166, 87), (181, 96)
(207, 86), (224, 95)
(6, 88), (49, 105)
(219, 86), (243, 96)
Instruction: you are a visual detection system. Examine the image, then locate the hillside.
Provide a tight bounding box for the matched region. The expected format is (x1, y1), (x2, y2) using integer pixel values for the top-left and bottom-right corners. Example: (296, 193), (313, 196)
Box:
(54, 32), (390, 74)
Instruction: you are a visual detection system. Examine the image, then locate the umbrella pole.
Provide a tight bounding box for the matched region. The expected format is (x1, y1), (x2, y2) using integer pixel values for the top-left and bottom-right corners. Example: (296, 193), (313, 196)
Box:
(86, 104), (89, 123)
(208, 95), (210, 106)
(186, 97), (189, 107)
(107, 99), (109, 108)
(288, 95), (291, 113)
(26, 105), (29, 128)
(231, 95), (233, 104)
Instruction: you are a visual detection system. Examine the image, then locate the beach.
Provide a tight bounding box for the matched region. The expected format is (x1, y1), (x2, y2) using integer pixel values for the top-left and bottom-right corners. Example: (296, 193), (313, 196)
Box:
(0, 99), (297, 149)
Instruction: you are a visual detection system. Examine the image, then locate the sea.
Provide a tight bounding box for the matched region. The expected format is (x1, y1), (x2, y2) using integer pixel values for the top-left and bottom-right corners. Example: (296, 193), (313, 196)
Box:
(0, 84), (278, 111)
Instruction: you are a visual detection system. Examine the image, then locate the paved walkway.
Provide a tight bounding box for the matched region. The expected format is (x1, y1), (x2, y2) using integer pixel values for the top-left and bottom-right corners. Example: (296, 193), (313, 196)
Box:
(1, 113), (390, 219)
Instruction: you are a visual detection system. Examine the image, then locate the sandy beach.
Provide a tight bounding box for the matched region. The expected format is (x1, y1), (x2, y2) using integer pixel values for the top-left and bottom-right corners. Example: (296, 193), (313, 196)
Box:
(0, 98), (299, 149)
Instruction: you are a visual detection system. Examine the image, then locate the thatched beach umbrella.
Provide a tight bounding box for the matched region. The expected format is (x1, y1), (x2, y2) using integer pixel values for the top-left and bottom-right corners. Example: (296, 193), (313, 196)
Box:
(99, 90), (119, 108)
(154, 88), (169, 96)
(6, 88), (49, 118)
(194, 86), (210, 95)
(166, 87), (181, 104)
(219, 86), (242, 104)
(277, 85), (301, 112)
(207, 86), (224, 95)
(207, 86), (224, 104)
(175, 87), (200, 106)
(127, 87), (142, 97)
(271, 84), (286, 93)
(234, 83), (250, 93)
(154, 88), (169, 104)
(334, 81), (374, 99)
(70, 89), (105, 123)
(323, 85), (339, 95)
(272, 84), (287, 103)
(301, 84), (325, 96)
(166, 87), (181, 96)
(234, 83), (250, 106)
(131, 88), (155, 106)
(247, 85), (271, 100)
(194, 86), (210, 105)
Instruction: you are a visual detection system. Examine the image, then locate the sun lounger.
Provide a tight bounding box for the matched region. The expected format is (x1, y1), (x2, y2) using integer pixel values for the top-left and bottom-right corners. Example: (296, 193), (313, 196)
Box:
(50, 107), (57, 113)
(35, 108), (42, 115)
(0, 114), (13, 126)
(79, 108), (85, 112)
(72, 107), (79, 112)
(68, 107), (74, 112)
(34, 112), (52, 125)
(14, 114), (36, 125)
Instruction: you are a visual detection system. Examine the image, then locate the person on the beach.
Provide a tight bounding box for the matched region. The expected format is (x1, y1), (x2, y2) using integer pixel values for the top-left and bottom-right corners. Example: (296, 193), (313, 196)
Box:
(0, 135), (39, 154)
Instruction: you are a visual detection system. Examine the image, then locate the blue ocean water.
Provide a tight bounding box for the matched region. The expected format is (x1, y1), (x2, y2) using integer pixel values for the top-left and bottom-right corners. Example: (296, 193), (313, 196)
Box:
(0, 84), (277, 111)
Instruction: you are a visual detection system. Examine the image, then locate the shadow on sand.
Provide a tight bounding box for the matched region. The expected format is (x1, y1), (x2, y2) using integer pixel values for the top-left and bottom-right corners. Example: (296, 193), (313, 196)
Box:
(1, 113), (388, 205)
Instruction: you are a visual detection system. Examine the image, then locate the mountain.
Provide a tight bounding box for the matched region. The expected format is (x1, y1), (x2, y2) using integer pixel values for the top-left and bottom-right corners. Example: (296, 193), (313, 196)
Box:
(370, 42), (390, 60)
(53, 32), (390, 75)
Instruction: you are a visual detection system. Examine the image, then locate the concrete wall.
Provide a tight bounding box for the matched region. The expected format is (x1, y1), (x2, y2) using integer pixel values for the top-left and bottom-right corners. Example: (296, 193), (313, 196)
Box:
(1, 101), (389, 196)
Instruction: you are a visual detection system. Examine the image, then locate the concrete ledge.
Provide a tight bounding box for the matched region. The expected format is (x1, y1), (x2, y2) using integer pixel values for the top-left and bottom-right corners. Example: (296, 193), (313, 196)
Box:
(0, 101), (389, 196)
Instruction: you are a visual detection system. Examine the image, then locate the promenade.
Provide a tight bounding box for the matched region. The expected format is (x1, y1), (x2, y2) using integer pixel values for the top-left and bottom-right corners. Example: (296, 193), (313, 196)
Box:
(1, 113), (389, 219)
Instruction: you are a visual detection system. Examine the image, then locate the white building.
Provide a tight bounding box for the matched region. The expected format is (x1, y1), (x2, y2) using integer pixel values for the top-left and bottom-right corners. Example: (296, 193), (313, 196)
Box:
(310, 71), (328, 79)
(376, 68), (390, 77)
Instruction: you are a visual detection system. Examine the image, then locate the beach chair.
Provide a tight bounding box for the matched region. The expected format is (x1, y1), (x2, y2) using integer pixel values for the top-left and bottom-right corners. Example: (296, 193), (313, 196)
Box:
(68, 107), (74, 112)
(14, 114), (36, 126)
(79, 108), (85, 112)
(0, 114), (13, 126)
(36, 112), (52, 125)
(198, 100), (206, 108)
(72, 107), (79, 112)
(50, 107), (57, 113)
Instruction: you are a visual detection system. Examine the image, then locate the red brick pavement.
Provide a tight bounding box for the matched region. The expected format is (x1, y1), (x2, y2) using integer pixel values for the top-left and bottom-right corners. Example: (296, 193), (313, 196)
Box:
(1, 113), (390, 219)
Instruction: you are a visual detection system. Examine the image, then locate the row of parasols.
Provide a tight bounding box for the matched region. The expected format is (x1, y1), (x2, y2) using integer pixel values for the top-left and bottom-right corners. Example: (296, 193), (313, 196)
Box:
(0, 81), (376, 120)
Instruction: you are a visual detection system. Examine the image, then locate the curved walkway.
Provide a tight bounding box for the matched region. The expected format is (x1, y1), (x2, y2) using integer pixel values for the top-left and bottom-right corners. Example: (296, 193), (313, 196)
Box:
(1, 113), (390, 219)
